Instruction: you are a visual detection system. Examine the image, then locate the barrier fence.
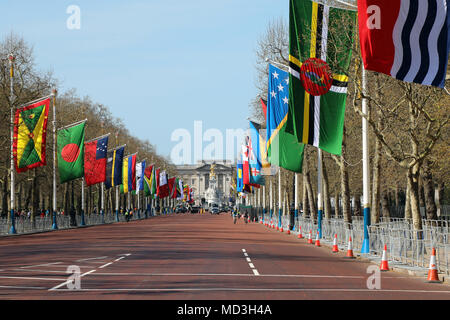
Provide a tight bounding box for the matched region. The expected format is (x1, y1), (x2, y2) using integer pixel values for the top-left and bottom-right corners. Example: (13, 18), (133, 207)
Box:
(258, 211), (450, 276)
(0, 209), (159, 236)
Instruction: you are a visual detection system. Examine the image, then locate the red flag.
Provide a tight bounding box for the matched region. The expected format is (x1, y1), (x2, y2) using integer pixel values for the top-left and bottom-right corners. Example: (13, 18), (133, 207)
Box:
(168, 177), (177, 199)
(158, 170), (169, 198)
(84, 135), (108, 186)
(156, 168), (160, 196)
(241, 139), (250, 185)
(260, 98), (267, 120)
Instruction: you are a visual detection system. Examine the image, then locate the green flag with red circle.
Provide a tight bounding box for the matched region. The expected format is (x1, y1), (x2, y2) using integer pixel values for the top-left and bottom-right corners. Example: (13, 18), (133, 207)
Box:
(57, 121), (86, 183)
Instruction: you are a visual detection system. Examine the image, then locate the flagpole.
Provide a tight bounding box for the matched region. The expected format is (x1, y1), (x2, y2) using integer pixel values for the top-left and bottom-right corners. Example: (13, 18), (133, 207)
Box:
(51, 89), (58, 230)
(101, 183), (105, 223)
(317, 149), (323, 238)
(115, 186), (120, 222)
(361, 65), (371, 254)
(262, 185), (266, 224)
(294, 173), (299, 231)
(278, 169), (282, 229)
(8, 54), (16, 234)
(81, 178), (86, 226)
(269, 178), (273, 222)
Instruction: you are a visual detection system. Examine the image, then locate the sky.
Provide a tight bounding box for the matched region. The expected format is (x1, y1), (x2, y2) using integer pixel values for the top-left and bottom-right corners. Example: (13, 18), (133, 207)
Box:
(0, 0), (289, 164)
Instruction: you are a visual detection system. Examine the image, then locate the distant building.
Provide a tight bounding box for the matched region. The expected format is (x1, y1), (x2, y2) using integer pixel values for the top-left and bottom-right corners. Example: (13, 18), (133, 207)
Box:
(176, 160), (234, 206)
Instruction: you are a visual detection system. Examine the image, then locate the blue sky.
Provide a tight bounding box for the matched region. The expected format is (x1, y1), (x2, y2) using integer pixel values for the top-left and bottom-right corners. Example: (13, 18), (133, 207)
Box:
(1, 0), (289, 164)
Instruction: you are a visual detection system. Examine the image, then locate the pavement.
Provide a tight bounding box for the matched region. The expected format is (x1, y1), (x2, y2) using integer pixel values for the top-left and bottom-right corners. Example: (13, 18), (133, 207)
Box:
(0, 212), (449, 300)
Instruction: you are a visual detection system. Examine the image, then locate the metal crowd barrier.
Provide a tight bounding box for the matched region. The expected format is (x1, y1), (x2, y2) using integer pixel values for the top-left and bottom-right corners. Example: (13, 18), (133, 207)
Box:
(0, 209), (163, 236)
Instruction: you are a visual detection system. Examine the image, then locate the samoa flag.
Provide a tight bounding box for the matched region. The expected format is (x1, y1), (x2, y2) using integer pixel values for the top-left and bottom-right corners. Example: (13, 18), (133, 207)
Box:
(84, 135), (109, 186)
(358, 0), (450, 88)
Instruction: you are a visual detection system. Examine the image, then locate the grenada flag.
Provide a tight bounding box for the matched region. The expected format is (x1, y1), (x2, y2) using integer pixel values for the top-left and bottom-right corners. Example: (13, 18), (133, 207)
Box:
(13, 97), (50, 173)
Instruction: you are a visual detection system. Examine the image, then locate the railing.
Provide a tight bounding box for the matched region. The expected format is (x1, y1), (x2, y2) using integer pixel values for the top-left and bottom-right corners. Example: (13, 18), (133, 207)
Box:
(0, 208), (161, 237)
(258, 212), (450, 276)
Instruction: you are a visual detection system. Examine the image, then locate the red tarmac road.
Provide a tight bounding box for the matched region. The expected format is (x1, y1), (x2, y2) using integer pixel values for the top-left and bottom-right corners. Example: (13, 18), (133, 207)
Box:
(0, 212), (449, 300)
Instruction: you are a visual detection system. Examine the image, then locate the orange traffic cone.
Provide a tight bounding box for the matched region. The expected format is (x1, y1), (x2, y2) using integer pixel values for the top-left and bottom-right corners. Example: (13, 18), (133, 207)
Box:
(280, 225), (284, 232)
(332, 234), (339, 253)
(297, 226), (303, 239)
(315, 231), (321, 247)
(307, 230), (313, 244)
(426, 248), (441, 283)
(380, 244), (389, 271)
(345, 236), (355, 258)
(287, 226), (290, 235)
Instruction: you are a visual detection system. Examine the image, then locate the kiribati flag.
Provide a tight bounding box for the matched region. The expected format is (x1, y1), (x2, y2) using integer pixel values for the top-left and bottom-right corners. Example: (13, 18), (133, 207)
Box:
(84, 135), (109, 186)
(358, 0), (450, 88)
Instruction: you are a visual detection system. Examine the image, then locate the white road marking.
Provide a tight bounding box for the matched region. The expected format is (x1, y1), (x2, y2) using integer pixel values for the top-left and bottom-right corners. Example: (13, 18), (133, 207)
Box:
(0, 275), (66, 281)
(76, 256), (108, 262)
(99, 262), (113, 269)
(0, 285), (47, 290)
(242, 249), (260, 276)
(51, 287), (450, 294)
(19, 262), (62, 269)
(49, 253), (131, 291)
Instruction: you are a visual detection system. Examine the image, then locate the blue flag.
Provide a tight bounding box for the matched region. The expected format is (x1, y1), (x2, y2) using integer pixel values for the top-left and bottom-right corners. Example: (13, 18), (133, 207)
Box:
(105, 145), (125, 189)
(266, 64), (304, 172)
(249, 121), (264, 186)
(236, 162), (243, 193)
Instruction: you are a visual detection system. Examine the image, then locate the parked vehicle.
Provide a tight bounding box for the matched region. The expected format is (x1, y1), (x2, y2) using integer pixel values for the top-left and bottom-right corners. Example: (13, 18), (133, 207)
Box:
(191, 206), (200, 214)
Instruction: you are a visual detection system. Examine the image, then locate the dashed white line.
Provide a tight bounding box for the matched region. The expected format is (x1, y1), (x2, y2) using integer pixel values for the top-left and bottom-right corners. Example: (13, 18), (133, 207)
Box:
(242, 248), (260, 276)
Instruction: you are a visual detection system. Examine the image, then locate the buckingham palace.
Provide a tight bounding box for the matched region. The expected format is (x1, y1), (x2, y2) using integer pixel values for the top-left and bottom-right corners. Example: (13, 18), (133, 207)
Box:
(176, 160), (234, 206)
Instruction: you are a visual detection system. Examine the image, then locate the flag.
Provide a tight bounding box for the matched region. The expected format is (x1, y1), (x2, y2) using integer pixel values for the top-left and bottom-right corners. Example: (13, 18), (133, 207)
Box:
(155, 168), (160, 196)
(143, 164), (154, 196)
(260, 98), (267, 119)
(183, 185), (190, 202)
(84, 135), (109, 186)
(13, 98), (50, 173)
(241, 142), (250, 185)
(286, 0), (356, 156)
(168, 177), (177, 199)
(177, 179), (184, 200)
(158, 170), (169, 198)
(136, 160), (146, 192)
(236, 161), (244, 192)
(358, 0), (450, 88)
(105, 145), (125, 189)
(248, 121), (265, 186)
(57, 121), (86, 183)
(266, 64), (305, 172)
(122, 153), (137, 194)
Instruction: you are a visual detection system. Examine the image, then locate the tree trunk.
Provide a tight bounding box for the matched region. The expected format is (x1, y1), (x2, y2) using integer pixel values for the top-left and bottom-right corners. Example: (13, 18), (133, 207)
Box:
(381, 191), (391, 220)
(322, 157), (331, 220)
(372, 137), (381, 224)
(408, 165), (423, 232)
(334, 188), (340, 218)
(435, 182), (444, 218)
(405, 175), (412, 220)
(421, 160), (437, 220)
(302, 176), (309, 218)
(354, 192), (362, 217)
(340, 161), (351, 224)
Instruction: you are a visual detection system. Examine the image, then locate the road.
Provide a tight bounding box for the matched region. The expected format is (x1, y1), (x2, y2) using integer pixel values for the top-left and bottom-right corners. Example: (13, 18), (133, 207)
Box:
(0, 212), (449, 300)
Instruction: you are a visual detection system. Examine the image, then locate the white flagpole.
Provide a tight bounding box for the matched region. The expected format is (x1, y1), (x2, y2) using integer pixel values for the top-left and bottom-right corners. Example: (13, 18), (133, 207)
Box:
(317, 149), (323, 238)
(361, 65), (371, 253)
(278, 169), (282, 229)
(51, 89), (58, 230)
(8, 54), (16, 234)
(101, 183), (105, 223)
(295, 173), (299, 230)
(81, 178), (86, 226)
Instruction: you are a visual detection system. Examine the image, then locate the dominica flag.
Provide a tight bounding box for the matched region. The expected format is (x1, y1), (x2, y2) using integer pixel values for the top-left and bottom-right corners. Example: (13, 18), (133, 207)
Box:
(13, 97), (50, 173)
(286, 0), (356, 156)
(358, 0), (450, 88)
(57, 120), (86, 183)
